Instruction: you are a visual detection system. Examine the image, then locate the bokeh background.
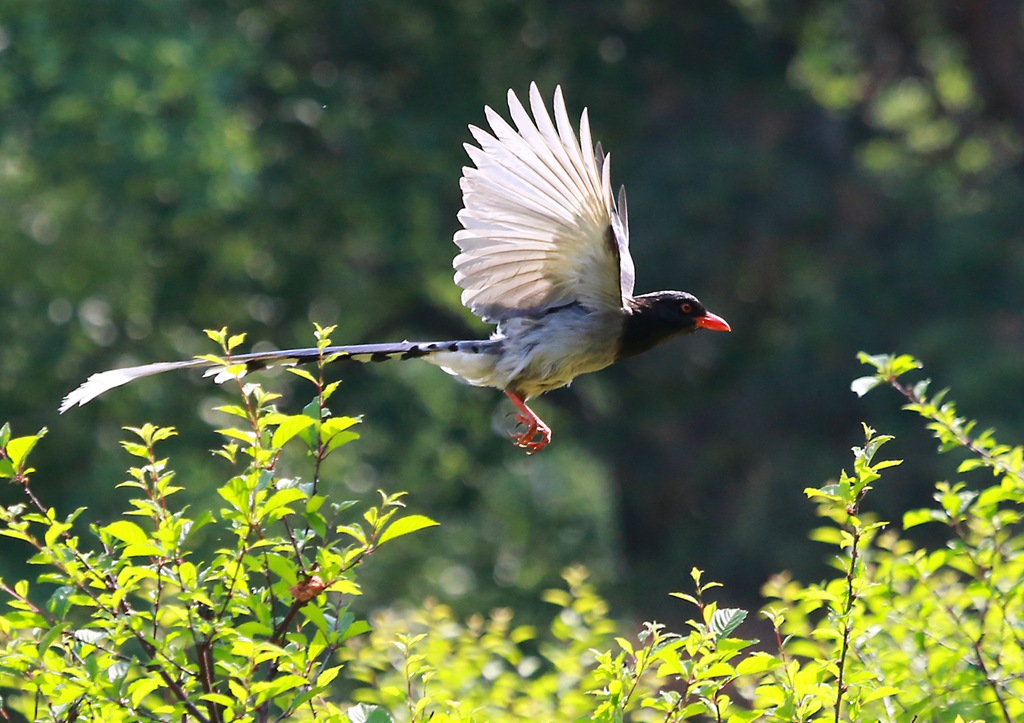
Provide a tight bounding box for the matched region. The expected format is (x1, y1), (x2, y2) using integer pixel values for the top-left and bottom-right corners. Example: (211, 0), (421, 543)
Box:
(2, 0), (1023, 623)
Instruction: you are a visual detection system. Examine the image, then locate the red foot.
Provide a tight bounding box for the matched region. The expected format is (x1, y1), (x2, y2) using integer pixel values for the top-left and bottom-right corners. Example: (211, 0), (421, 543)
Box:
(504, 390), (552, 454)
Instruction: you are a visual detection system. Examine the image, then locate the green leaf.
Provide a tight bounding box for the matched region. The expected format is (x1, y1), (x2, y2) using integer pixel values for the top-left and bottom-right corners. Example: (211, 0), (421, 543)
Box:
(341, 619), (373, 642)
(325, 578), (361, 595)
(862, 684), (902, 703)
(263, 487), (308, 515)
(286, 367), (318, 384)
(321, 416), (361, 452)
(103, 520), (148, 546)
(680, 702), (711, 718)
(307, 509), (328, 538)
(7, 431), (46, 470)
(541, 589), (572, 607)
(74, 629), (108, 646)
(903, 508), (945, 529)
(129, 677), (163, 708)
(347, 704), (394, 723)
(889, 354), (923, 376)
(669, 592), (700, 606)
(337, 523), (367, 545)
(314, 323), (337, 342)
(856, 352), (889, 371)
(269, 414), (317, 449)
(107, 659), (130, 683)
(316, 665), (343, 688)
(47, 586), (75, 619)
(734, 651), (782, 676)
(696, 661), (736, 679)
(252, 673), (307, 700)
(123, 543), (164, 557)
(377, 514), (439, 545)
(200, 692), (238, 708)
(809, 526), (845, 545)
(709, 607), (747, 640)
(214, 404), (251, 419)
(301, 397), (321, 420)
(37, 622), (69, 661)
(615, 636), (635, 656)
(321, 380), (342, 402)
(218, 429), (259, 447)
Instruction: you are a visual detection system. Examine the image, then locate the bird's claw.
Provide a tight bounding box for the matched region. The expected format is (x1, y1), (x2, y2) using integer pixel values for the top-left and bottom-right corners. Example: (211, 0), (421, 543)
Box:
(509, 413), (551, 454)
(503, 390), (552, 454)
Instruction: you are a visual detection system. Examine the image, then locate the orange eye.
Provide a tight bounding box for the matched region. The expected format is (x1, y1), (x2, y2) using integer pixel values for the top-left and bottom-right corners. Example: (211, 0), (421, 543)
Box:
(681, 302), (693, 313)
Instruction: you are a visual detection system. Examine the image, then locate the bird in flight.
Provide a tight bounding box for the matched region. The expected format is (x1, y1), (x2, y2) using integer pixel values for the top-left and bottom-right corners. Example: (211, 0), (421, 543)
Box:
(61, 83), (731, 453)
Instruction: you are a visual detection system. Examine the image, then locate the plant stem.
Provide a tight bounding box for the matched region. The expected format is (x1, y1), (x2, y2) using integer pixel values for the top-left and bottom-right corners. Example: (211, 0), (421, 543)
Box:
(834, 523), (860, 723)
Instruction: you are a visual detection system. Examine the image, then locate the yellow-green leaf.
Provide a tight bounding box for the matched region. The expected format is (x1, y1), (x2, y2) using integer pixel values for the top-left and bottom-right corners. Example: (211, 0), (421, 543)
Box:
(377, 515), (439, 545)
(103, 520), (148, 545)
(7, 433), (44, 470)
(734, 652), (783, 676)
(270, 414), (316, 449)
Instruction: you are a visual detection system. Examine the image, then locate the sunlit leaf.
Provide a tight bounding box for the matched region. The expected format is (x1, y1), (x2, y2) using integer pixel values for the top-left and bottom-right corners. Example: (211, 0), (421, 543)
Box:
(6, 433), (45, 470)
(709, 607), (747, 640)
(377, 515), (439, 546)
(103, 520), (148, 545)
(269, 414), (316, 449)
(850, 375), (880, 397)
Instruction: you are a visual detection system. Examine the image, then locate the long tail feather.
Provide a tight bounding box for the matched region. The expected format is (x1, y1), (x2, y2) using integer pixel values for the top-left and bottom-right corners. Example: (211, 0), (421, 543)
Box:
(59, 340), (497, 413)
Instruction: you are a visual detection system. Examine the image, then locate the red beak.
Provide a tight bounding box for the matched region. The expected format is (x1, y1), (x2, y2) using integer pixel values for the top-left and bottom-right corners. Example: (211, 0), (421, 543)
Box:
(696, 311), (731, 332)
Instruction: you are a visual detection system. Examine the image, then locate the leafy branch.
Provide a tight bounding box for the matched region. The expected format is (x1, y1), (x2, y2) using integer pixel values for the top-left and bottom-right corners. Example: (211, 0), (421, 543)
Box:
(0, 328), (437, 722)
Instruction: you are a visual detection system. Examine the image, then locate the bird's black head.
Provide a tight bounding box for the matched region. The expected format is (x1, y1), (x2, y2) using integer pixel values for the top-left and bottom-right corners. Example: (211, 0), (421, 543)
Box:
(617, 290), (731, 360)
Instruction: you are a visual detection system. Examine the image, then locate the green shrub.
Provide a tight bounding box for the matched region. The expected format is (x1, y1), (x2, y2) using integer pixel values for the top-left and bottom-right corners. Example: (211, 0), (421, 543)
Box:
(0, 342), (1020, 721)
(755, 353), (1024, 722)
(341, 355), (1022, 722)
(0, 327), (438, 722)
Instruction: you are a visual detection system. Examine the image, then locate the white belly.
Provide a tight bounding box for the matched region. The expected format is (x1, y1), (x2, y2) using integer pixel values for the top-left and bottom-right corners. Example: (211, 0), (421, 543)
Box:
(427, 305), (623, 399)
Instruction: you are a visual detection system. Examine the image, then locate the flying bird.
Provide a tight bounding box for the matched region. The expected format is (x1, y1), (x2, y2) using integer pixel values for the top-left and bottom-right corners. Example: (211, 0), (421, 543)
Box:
(60, 83), (731, 453)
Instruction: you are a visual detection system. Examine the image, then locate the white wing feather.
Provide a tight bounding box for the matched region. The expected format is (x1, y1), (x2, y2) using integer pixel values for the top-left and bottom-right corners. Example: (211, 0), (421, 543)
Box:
(454, 83), (633, 321)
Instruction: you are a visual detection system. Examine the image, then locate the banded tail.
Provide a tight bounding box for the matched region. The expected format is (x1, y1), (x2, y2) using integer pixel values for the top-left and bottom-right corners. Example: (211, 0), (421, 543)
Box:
(58, 339), (499, 413)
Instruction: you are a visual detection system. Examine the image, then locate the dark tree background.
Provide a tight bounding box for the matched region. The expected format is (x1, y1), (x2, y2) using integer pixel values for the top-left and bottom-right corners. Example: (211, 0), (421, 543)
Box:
(2, 0), (1023, 622)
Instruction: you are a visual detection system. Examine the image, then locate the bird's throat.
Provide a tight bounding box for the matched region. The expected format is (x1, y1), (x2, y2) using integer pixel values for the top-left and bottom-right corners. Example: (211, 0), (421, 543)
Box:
(616, 308), (693, 360)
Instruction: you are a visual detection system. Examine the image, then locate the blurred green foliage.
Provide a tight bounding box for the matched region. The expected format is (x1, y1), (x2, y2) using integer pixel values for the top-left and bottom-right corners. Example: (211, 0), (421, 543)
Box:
(1, 0), (1023, 622)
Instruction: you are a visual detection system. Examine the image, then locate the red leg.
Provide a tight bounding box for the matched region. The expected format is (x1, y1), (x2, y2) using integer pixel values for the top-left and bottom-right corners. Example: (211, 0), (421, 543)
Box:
(504, 390), (552, 454)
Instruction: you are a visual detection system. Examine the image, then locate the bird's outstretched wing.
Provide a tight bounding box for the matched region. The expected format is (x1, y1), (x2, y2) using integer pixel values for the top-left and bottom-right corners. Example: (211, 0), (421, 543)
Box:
(454, 83), (634, 322)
